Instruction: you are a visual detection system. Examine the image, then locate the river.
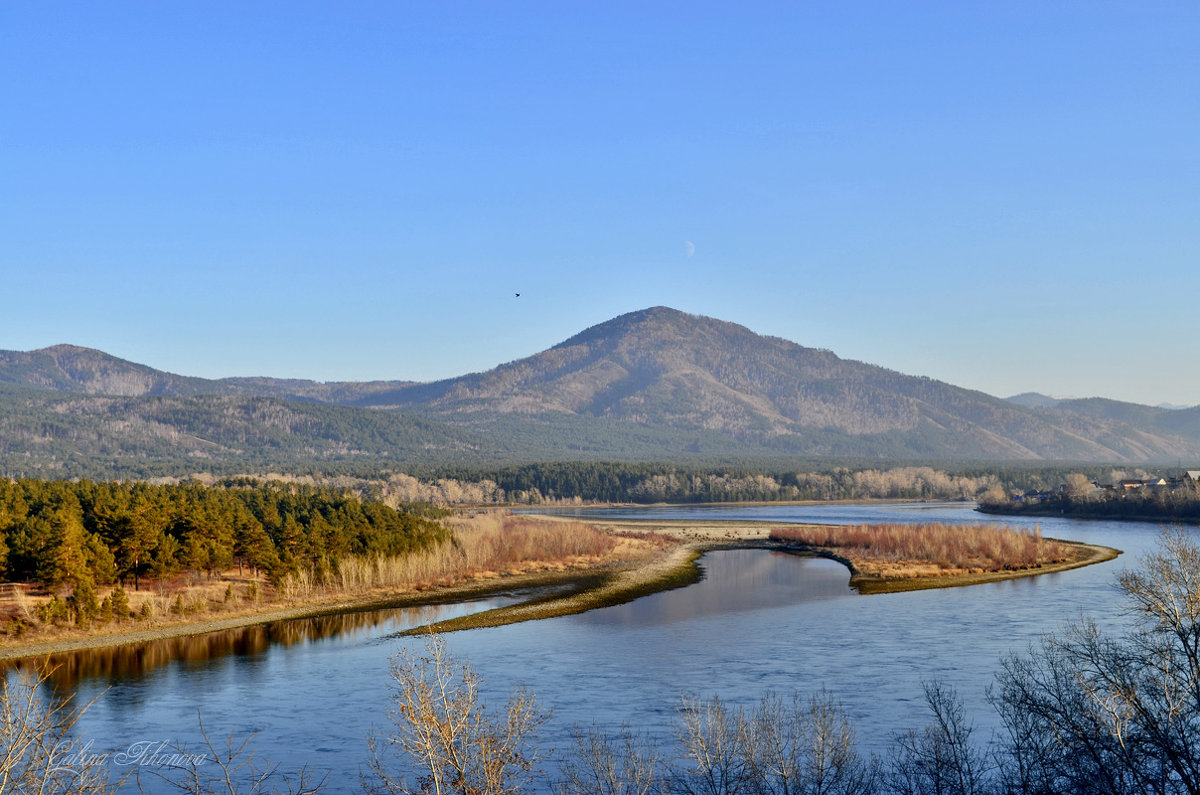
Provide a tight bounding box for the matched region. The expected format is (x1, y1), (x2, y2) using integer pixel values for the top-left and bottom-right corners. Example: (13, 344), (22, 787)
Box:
(12, 502), (1180, 790)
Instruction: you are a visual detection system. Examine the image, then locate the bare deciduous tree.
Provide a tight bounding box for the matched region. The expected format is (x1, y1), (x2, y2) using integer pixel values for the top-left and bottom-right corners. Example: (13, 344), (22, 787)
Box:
(673, 696), (751, 795)
(1063, 474), (1095, 501)
(137, 715), (326, 795)
(666, 693), (875, 795)
(367, 633), (547, 795)
(743, 691), (875, 795)
(555, 724), (665, 795)
(993, 527), (1200, 795)
(0, 668), (117, 793)
(885, 681), (989, 795)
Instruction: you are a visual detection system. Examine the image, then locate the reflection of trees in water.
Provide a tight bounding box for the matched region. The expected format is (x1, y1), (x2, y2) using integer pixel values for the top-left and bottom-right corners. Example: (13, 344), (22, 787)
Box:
(4, 602), (462, 690)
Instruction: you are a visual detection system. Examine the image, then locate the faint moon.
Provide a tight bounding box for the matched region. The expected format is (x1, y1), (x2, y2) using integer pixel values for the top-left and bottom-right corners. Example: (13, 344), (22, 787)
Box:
(685, 241), (695, 258)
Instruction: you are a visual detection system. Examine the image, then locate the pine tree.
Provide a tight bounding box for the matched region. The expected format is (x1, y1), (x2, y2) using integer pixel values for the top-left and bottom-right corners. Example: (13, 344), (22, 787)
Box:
(109, 585), (132, 621)
(36, 503), (91, 591)
(68, 581), (99, 626)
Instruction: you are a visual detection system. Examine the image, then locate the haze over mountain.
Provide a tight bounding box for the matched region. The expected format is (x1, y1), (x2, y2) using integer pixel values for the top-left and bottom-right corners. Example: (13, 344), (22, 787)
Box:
(3, 307), (1200, 477)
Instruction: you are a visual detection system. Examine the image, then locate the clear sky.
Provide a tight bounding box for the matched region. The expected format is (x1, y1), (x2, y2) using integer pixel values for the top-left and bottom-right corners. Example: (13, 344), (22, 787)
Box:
(3, 2), (1198, 406)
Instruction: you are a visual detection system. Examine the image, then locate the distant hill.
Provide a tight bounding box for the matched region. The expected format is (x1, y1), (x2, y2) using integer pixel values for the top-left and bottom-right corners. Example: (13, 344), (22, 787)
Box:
(1005, 393), (1066, 409)
(0, 386), (498, 478)
(0, 344), (413, 404)
(1037, 397), (1200, 444)
(346, 307), (1200, 461)
(0, 344), (223, 397)
(3, 307), (1200, 477)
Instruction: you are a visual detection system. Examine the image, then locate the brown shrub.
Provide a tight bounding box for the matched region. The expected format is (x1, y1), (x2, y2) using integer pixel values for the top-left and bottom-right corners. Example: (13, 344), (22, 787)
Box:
(769, 522), (1072, 573)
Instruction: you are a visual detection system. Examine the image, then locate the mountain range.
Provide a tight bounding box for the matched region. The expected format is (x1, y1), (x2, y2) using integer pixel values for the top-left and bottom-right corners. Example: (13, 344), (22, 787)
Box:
(3, 307), (1198, 477)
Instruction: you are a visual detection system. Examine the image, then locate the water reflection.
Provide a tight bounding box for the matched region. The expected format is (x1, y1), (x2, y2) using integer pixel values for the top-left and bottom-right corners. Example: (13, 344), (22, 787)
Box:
(580, 550), (853, 627)
(4, 597), (523, 690)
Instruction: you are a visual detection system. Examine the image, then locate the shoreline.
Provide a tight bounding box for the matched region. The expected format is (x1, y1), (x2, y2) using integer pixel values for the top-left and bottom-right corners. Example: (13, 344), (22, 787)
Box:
(400, 518), (1120, 633)
(528, 497), (966, 509)
(0, 566), (616, 662)
(976, 504), (1200, 524)
(0, 516), (1120, 659)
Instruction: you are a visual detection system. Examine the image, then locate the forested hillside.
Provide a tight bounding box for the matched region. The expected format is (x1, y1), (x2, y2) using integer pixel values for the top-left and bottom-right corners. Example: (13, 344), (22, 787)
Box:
(0, 386), (496, 479)
(0, 344), (410, 402)
(4, 307), (1200, 476)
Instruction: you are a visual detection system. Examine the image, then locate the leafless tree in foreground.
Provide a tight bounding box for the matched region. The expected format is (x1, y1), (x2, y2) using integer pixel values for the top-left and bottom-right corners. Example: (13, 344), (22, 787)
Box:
(136, 715), (326, 795)
(993, 527), (1200, 795)
(886, 681), (989, 795)
(555, 724), (665, 795)
(673, 695), (750, 795)
(745, 690), (875, 795)
(366, 633), (547, 795)
(668, 692), (875, 795)
(0, 667), (117, 793)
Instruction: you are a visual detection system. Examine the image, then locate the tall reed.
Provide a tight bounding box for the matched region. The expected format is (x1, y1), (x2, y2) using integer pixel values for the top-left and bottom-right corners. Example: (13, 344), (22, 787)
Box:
(282, 514), (629, 598)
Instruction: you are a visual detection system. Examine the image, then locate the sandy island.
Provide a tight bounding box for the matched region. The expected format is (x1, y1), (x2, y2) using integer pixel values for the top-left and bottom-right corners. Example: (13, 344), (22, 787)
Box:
(0, 516), (1120, 661)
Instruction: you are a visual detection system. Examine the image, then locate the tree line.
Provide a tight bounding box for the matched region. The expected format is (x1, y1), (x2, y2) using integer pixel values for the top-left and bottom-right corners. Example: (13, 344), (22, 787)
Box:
(980, 479), (1200, 522)
(0, 478), (449, 593)
(366, 464), (1008, 505)
(148, 463), (1101, 508)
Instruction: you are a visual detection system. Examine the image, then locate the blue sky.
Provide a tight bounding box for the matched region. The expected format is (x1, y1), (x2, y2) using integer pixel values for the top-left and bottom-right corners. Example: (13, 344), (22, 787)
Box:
(3, 2), (1198, 405)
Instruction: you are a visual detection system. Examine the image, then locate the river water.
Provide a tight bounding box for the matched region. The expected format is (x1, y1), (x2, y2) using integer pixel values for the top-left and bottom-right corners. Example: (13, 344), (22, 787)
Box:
(13, 502), (1181, 790)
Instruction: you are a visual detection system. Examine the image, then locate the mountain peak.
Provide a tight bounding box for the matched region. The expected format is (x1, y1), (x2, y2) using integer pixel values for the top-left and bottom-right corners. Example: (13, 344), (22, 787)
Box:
(553, 306), (757, 351)
(0, 344), (206, 397)
(574, 305), (694, 332)
(36, 343), (97, 355)
(618, 305), (695, 324)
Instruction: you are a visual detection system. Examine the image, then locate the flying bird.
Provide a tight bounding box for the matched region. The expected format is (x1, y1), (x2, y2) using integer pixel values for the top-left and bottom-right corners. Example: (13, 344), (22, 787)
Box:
(515, 293), (521, 297)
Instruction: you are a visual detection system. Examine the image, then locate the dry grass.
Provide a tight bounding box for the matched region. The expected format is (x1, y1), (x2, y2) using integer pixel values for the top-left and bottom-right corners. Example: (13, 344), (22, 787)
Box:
(0, 577), (264, 650)
(769, 522), (1074, 578)
(282, 513), (663, 598)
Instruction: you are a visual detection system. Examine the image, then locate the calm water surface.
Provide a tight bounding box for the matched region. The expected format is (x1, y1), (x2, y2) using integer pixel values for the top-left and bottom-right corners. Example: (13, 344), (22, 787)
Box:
(25, 503), (1180, 790)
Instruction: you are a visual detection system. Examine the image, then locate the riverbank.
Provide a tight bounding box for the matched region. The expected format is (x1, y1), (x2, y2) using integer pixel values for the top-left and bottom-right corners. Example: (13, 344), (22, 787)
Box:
(0, 515), (1119, 658)
(977, 501), (1200, 524)
(0, 565), (626, 662)
(400, 516), (812, 634)
(0, 511), (668, 662)
(401, 516), (1120, 633)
